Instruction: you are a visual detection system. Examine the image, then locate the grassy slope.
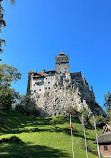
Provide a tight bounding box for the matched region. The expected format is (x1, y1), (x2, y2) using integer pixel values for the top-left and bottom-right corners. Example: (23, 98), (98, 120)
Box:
(0, 110), (102, 158)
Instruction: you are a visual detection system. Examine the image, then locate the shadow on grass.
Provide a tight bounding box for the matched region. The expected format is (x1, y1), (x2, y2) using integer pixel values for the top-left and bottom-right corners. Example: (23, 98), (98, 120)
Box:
(0, 126), (95, 141)
(0, 110), (95, 141)
(0, 110), (81, 134)
(0, 142), (69, 158)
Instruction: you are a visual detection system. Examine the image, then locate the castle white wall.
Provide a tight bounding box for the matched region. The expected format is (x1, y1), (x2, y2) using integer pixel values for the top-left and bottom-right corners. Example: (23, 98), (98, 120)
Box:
(32, 77), (44, 93)
(29, 54), (70, 94)
(31, 75), (55, 94)
(44, 75), (55, 91)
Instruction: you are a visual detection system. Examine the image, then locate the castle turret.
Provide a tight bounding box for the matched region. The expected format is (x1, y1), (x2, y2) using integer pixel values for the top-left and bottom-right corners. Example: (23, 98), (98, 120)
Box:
(55, 52), (70, 74)
(27, 70), (34, 95)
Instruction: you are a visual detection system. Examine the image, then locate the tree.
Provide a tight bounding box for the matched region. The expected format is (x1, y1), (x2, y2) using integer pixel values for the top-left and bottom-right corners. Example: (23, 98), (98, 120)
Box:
(104, 91), (111, 121)
(81, 107), (90, 125)
(0, 63), (21, 110)
(15, 95), (40, 116)
(0, 85), (19, 110)
(0, 0), (15, 56)
(0, 63), (21, 85)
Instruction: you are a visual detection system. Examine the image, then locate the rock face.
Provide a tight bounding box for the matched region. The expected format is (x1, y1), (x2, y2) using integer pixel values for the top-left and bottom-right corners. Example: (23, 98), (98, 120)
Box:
(27, 52), (105, 117)
(30, 72), (105, 117)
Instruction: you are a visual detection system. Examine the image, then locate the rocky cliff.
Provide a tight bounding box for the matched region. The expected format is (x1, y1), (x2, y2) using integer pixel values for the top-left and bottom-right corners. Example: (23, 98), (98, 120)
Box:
(30, 72), (105, 117)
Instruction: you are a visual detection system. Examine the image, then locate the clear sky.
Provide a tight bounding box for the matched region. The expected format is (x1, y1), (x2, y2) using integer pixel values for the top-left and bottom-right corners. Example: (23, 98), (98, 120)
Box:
(1, 0), (111, 108)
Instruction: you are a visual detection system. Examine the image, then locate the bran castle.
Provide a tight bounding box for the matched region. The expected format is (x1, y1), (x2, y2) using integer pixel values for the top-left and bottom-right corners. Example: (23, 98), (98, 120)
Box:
(27, 52), (105, 116)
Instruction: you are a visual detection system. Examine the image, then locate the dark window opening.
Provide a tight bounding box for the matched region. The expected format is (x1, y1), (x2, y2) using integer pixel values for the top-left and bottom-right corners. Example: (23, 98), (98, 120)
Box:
(48, 82), (50, 84)
(46, 78), (47, 79)
(39, 89), (41, 91)
(65, 68), (66, 69)
(49, 87), (50, 89)
(45, 87), (47, 90)
(104, 146), (108, 151)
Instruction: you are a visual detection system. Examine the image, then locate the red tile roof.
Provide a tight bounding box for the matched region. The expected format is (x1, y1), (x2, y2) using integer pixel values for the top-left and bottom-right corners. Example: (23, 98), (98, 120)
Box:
(37, 72), (44, 76)
(60, 51), (65, 55)
(28, 70), (34, 74)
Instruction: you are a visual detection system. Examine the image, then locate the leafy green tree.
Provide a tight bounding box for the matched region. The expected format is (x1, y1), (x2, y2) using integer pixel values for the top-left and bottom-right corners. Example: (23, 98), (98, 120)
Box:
(0, 63), (21, 85)
(66, 106), (80, 119)
(104, 91), (111, 121)
(0, 85), (19, 110)
(15, 95), (40, 116)
(81, 107), (90, 125)
(0, 0), (15, 56)
(0, 63), (21, 110)
(104, 91), (111, 107)
(90, 116), (107, 128)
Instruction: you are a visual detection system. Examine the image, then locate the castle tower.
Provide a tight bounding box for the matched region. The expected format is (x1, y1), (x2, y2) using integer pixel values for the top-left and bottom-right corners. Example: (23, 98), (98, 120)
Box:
(27, 70), (34, 95)
(55, 52), (70, 74)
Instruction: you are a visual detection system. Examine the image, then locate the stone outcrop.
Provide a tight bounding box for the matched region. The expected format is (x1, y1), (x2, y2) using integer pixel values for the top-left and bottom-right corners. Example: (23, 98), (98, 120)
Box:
(30, 72), (105, 117)
(27, 52), (105, 117)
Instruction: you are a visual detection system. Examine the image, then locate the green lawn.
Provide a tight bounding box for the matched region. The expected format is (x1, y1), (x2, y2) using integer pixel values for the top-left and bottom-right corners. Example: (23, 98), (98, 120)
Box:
(0, 110), (102, 158)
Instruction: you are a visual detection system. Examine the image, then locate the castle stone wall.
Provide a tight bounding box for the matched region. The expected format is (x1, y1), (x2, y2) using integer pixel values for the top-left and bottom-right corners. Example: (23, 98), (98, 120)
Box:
(55, 54), (70, 74)
(27, 53), (105, 117)
(31, 73), (105, 117)
(32, 77), (44, 93)
(44, 75), (55, 91)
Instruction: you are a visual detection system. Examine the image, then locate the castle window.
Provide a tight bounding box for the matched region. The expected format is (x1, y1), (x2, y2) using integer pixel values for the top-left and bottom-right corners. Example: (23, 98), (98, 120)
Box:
(60, 72), (61, 73)
(48, 82), (50, 84)
(65, 68), (66, 69)
(46, 78), (47, 79)
(34, 90), (36, 92)
(39, 89), (41, 91)
(45, 87), (47, 90)
(104, 146), (108, 151)
(49, 87), (50, 89)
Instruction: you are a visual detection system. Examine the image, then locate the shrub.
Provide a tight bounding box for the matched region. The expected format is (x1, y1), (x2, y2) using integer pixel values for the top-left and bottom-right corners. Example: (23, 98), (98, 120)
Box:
(0, 85), (19, 110)
(0, 136), (22, 144)
(15, 95), (40, 116)
(81, 107), (90, 125)
(89, 116), (107, 128)
(66, 106), (80, 119)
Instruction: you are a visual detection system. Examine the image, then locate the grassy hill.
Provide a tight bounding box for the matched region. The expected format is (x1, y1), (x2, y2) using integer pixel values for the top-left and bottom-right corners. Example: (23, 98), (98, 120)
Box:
(0, 110), (103, 158)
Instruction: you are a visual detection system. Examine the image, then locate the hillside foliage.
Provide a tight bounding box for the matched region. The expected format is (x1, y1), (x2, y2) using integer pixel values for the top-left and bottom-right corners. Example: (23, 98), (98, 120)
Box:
(0, 63), (21, 110)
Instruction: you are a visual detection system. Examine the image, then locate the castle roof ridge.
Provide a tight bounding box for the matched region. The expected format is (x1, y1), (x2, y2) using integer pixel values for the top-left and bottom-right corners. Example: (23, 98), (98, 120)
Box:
(28, 70), (34, 74)
(59, 51), (65, 55)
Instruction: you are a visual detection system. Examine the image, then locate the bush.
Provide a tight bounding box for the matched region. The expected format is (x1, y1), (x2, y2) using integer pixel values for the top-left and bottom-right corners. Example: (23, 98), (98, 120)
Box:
(49, 116), (69, 125)
(0, 85), (19, 110)
(66, 106), (81, 119)
(15, 95), (40, 116)
(80, 107), (90, 125)
(89, 115), (107, 128)
(0, 136), (22, 144)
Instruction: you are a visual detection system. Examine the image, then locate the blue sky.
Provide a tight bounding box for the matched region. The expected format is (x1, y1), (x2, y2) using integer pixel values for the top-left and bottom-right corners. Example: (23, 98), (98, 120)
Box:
(1, 0), (111, 108)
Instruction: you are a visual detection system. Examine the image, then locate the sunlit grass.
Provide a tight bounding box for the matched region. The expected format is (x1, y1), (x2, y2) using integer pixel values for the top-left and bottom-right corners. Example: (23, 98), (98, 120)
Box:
(0, 110), (102, 158)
